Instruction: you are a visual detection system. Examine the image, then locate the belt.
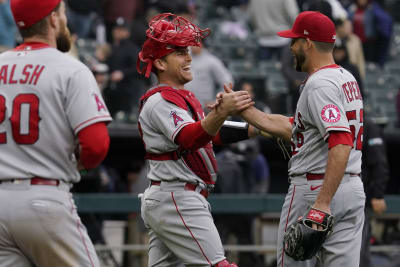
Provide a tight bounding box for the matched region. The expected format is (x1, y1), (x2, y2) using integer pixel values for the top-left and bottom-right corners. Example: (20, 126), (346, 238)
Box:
(306, 173), (360, 181)
(150, 180), (210, 198)
(0, 177), (60, 186)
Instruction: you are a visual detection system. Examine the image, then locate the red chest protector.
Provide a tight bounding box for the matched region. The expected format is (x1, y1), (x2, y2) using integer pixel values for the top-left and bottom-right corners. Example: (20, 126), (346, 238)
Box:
(138, 86), (218, 184)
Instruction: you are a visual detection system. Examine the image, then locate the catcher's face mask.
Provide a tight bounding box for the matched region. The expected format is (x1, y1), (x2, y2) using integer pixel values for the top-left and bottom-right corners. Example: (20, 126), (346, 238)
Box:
(137, 13), (211, 78)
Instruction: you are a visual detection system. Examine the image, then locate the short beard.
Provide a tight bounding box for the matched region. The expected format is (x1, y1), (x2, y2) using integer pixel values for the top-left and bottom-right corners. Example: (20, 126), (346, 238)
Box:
(295, 49), (306, 72)
(56, 24), (72, 53)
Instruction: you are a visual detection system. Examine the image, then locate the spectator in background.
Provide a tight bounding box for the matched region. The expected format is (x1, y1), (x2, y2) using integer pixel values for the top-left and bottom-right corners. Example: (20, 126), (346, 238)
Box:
(360, 118), (390, 267)
(239, 80), (272, 114)
(92, 63), (110, 93)
(348, 0), (393, 67)
(335, 18), (366, 80)
(103, 0), (143, 43)
(333, 38), (364, 92)
(105, 17), (146, 119)
(95, 42), (112, 63)
(248, 0), (299, 60)
(397, 88), (400, 127)
(185, 44), (233, 109)
(281, 45), (307, 114)
(214, 139), (269, 266)
(130, 7), (160, 48)
(0, 0), (16, 52)
(303, 0), (347, 20)
(66, 0), (100, 39)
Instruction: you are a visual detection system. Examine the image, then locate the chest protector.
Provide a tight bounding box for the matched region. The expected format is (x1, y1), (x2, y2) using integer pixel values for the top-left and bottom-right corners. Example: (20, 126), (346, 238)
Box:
(138, 86), (218, 184)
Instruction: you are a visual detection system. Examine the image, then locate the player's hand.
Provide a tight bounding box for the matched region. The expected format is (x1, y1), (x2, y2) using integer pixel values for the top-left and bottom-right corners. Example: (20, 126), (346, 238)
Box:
(206, 93), (223, 110)
(310, 203), (331, 231)
(371, 198), (386, 215)
(206, 83), (231, 110)
(219, 90), (254, 116)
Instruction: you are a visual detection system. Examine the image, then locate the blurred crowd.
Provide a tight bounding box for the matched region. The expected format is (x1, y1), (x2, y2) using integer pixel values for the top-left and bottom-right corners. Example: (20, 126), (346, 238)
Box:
(1, 0), (399, 123)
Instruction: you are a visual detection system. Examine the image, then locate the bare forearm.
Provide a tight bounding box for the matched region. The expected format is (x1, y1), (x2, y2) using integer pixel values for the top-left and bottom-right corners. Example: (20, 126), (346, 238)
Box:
(201, 109), (228, 136)
(240, 106), (292, 140)
(315, 144), (352, 206)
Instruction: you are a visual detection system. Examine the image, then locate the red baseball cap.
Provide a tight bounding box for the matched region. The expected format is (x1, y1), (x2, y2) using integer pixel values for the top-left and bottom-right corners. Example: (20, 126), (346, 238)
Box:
(277, 11), (336, 43)
(11, 0), (61, 29)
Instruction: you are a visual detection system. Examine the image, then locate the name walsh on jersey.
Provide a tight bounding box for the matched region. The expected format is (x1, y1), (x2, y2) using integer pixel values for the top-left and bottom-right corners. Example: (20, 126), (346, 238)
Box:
(0, 64), (45, 86)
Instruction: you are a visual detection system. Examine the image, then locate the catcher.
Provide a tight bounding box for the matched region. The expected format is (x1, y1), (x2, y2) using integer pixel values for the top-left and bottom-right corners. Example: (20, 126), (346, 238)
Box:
(137, 13), (262, 267)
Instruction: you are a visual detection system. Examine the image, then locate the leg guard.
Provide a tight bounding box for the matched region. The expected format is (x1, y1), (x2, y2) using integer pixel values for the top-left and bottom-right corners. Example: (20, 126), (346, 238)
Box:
(214, 259), (238, 267)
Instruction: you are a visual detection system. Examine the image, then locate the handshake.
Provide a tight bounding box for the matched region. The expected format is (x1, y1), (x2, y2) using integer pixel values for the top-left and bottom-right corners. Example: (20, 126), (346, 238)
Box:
(206, 83), (254, 117)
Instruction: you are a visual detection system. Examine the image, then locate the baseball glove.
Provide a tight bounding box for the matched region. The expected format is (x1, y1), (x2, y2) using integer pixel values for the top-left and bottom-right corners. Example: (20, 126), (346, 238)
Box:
(283, 207), (334, 261)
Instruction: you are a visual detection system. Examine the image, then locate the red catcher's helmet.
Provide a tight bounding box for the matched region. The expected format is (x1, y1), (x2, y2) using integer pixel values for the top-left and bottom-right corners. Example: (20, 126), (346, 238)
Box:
(137, 13), (211, 78)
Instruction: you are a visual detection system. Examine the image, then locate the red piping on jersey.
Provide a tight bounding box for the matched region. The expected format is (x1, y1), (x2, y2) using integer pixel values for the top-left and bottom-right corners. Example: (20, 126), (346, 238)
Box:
(301, 64), (340, 85)
(171, 192), (212, 265)
(325, 126), (350, 131)
(282, 185), (296, 267)
(73, 115), (111, 132)
(13, 42), (51, 51)
(68, 195), (95, 267)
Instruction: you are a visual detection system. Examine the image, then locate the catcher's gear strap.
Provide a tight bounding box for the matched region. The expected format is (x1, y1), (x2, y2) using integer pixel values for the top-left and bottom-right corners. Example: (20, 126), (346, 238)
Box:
(328, 131), (353, 149)
(219, 121), (249, 144)
(77, 122), (109, 169)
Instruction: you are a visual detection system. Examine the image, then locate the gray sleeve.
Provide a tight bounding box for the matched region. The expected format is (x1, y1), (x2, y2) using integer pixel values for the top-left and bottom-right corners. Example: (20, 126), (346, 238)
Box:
(307, 85), (351, 141)
(65, 67), (112, 134)
(149, 98), (195, 142)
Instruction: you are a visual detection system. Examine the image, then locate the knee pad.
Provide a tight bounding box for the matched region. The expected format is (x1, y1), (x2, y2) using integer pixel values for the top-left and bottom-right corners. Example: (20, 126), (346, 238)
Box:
(214, 259), (238, 267)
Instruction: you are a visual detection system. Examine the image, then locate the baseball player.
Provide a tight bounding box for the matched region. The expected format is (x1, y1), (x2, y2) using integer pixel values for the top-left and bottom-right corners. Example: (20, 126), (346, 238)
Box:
(137, 13), (258, 267)
(0, 0), (112, 266)
(235, 11), (365, 266)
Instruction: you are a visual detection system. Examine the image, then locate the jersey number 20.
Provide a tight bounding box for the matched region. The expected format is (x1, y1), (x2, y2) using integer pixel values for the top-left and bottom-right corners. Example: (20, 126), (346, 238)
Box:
(0, 94), (40, 144)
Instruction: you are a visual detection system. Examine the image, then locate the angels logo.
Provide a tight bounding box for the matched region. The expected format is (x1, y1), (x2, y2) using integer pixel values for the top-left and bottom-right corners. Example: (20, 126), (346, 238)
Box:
(93, 93), (106, 112)
(170, 110), (184, 127)
(321, 104), (340, 123)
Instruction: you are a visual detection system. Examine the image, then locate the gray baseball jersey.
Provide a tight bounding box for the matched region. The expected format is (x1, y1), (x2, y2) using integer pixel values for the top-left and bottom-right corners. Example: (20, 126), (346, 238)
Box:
(277, 64), (365, 267)
(0, 43), (112, 182)
(289, 64), (363, 176)
(139, 87), (206, 184)
(0, 42), (111, 267)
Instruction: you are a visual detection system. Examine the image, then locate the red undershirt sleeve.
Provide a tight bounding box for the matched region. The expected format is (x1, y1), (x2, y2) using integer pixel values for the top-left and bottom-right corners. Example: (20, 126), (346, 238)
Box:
(328, 131), (353, 149)
(175, 121), (213, 151)
(212, 132), (223, 146)
(77, 122), (110, 169)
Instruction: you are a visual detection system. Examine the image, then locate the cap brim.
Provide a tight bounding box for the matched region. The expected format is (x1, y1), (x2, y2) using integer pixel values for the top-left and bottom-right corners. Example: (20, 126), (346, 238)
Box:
(277, 30), (302, 39)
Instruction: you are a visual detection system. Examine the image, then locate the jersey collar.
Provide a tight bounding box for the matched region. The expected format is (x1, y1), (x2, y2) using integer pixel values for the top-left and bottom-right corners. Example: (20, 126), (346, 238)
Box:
(301, 64), (340, 85)
(13, 42), (52, 51)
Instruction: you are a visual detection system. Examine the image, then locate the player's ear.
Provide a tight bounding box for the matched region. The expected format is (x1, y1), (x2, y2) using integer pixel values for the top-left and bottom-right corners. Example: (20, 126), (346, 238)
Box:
(153, 58), (167, 72)
(48, 11), (58, 29)
(304, 38), (313, 50)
